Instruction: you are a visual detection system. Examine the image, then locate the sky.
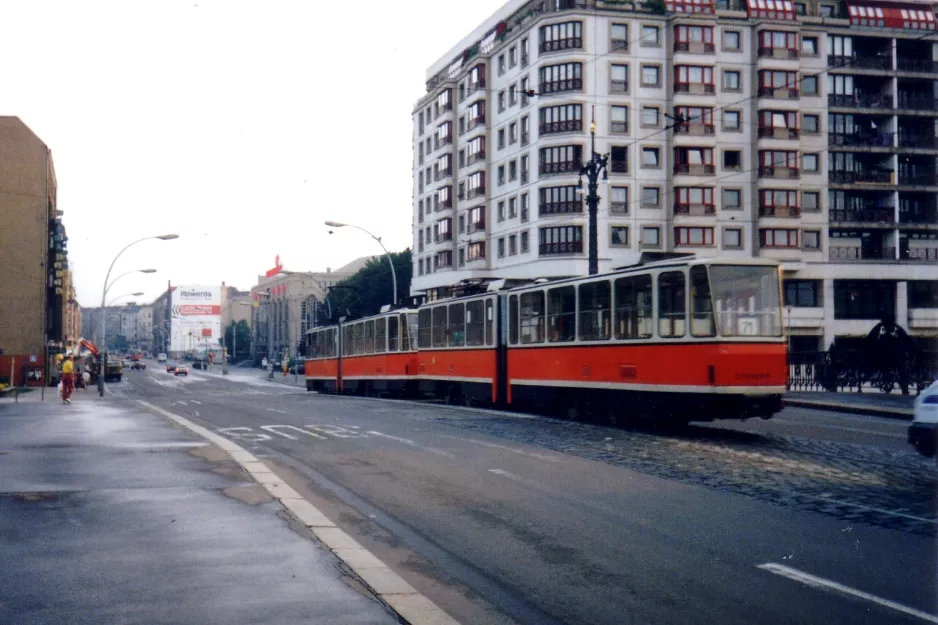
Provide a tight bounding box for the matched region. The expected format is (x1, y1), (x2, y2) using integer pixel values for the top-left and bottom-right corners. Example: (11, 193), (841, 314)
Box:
(1, 0), (505, 306)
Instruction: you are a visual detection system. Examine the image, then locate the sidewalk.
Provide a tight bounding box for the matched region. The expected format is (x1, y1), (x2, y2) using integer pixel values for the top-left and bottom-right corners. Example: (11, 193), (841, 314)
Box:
(784, 391), (916, 420)
(0, 391), (399, 625)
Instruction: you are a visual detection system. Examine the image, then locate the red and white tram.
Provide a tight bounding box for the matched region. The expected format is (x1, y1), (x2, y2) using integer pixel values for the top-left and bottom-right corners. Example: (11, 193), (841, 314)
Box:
(305, 258), (787, 424)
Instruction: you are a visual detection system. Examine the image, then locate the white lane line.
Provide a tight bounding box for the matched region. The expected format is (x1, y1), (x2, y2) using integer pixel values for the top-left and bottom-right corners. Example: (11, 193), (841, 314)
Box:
(190, 400), (202, 405)
(758, 563), (938, 624)
(366, 431), (456, 458)
(488, 469), (524, 481)
(176, 400), (188, 406)
(440, 434), (561, 462)
(265, 408), (288, 414)
(801, 494), (937, 524)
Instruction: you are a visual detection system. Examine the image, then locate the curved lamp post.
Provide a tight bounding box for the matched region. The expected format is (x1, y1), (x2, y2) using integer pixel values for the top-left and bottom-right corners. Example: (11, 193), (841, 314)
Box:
(324, 221), (398, 306)
(98, 234), (178, 396)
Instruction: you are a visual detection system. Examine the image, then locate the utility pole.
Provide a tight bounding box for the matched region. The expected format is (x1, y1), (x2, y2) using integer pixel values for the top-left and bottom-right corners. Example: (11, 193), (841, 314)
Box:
(579, 105), (608, 276)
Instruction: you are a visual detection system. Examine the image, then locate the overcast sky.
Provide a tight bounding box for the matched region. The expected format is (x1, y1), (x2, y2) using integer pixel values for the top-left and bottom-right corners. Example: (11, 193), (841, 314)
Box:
(2, 0), (505, 306)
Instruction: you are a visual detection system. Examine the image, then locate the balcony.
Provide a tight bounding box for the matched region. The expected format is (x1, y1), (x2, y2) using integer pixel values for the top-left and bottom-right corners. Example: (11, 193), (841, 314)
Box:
(434, 136), (452, 150)
(830, 207), (895, 224)
(539, 160), (580, 175)
(674, 83), (716, 95)
(899, 208), (938, 225)
(467, 79), (486, 95)
(468, 219), (486, 234)
(675, 123), (715, 136)
(827, 55), (891, 71)
(540, 201), (582, 215)
(897, 93), (936, 111)
(828, 170), (892, 185)
(539, 78), (583, 94)
(829, 245), (896, 261)
(674, 203), (716, 216)
(469, 114), (486, 130)
(540, 37), (582, 54)
(466, 185), (486, 200)
(899, 135), (938, 150)
(828, 133), (894, 149)
(467, 150), (485, 165)
(434, 168), (453, 181)
(896, 58), (938, 75)
(904, 247), (938, 262)
(758, 87), (799, 100)
(828, 93), (892, 109)
(540, 120), (583, 135)
(759, 127), (800, 140)
(758, 166), (800, 179)
(675, 42), (715, 54)
(540, 241), (583, 255)
(759, 47), (799, 60)
(434, 232), (453, 243)
(759, 205), (801, 218)
(899, 173), (938, 186)
(675, 163), (715, 175)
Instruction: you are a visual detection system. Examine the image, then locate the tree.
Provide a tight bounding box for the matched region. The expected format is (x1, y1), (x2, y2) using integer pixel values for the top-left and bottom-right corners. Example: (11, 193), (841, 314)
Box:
(320, 249), (412, 324)
(223, 320), (252, 361)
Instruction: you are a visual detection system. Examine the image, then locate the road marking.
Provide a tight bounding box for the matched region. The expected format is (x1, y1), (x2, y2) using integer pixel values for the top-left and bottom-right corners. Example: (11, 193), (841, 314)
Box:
(265, 408), (288, 414)
(307, 424), (362, 439)
(260, 425), (327, 440)
(802, 494), (937, 524)
(367, 431), (455, 458)
(176, 400), (188, 406)
(216, 427), (272, 442)
(190, 400), (202, 405)
(758, 563), (938, 624)
(440, 434), (561, 462)
(488, 469), (524, 480)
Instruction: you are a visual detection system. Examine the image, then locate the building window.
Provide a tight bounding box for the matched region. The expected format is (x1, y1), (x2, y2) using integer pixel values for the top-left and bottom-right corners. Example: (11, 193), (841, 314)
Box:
(467, 171), (485, 198)
(641, 106), (659, 127)
(759, 189), (799, 217)
(611, 23), (629, 50)
(498, 237), (506, 258)
(521, 193), (530, 221)
(458, 248), (465, 267)
(675, 65), (715, 93)
(610, 145), (628, 173)
(539, 20), (583, 53)
(910, 281), (938, 308)
(723, 30), (741, 51)
(509, 46), (517, 68)
(642, 186), (660, 207)
(498, 54), (506, 76)
(642, 147), (660, 168)
(803, 191), (819, 212)
(539, 145), (583, 175)
(458, 214), (465, 233)
(610, 226), (629, 247)
(723, 110), (740, 131)
(785, 280), (820, 307)
(610, 64), (628, 93)
(674, 147), (714, 174)
(834, 280), (896, 320)
(509, 85), (517, 107)
(520, 230), (529, 252)
(803, 230), (820, 250)
(641, 226), (660, 248)
(509, 160), (518, 182)
(803, 114), (819, 135)
(498, 90), (506, 112)
(723, 70), (741, 91)
(674, 25), (714, 52)
(675, 187), (714, 214)
(760, 228), (799, 248)
(802, 76), (818, 95)
(498, 128), (506, 150)
(641, 24), (660, 46)
(539, 103), (583, 135)
(539, 185), (581, 215)
(723, 150), (741, 170)
(509, 235), (518, 255)
(675, 226), (714, 246)
(521, 115), (530, 145)
(539, 62), (583, 94)
(759, 70), (798, 95)
(759, 30), (799, 57)
(467, 242), (485, 261)
(539, 225), (583, 255)
(469, 206), (485, 232)
(802, 36), (818, 56)
(509, 196), (517, 217)
(498, 165), (506, 186)
(640, 65), (660, 87)
(521, 37), (529, 66)
(610, 105), (628, 133)
(610, 186), (628, 214)
(521, 154), (529, 183)
(803, 153), (819, 172)
(498, 200), (506, 221)
(520, 77), (530, 107)
(723, 188), (741, 210)
(509, 122), (518, 144)
(723, 228), (742, 249)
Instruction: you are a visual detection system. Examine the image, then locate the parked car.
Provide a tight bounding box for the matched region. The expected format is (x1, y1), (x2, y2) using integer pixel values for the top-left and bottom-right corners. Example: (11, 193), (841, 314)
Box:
(166, 362), (178, 373)
(909, 380), (938, 458)
(157, 353), (167, 363)
(174, 365), (189, 376)
(131, 361), (146, 370)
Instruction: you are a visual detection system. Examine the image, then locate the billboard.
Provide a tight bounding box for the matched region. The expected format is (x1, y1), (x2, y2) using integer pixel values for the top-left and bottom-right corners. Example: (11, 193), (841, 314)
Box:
(170, 285), (221, 354)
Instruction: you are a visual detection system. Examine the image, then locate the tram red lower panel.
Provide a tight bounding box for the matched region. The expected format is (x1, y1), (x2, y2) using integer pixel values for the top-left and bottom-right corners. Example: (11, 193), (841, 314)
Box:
(417, 348), (498, 402)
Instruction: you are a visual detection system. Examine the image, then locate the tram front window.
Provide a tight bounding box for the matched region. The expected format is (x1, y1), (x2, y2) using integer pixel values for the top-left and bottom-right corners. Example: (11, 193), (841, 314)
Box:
(708, 265), (782, 337)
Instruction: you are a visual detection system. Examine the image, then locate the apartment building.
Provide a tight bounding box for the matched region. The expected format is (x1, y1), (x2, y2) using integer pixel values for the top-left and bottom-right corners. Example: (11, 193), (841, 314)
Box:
(411, 0), (938, 349)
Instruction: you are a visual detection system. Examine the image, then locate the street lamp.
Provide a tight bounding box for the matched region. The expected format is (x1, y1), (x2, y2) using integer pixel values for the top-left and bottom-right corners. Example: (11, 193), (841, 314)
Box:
(98, 234), (178, 396)
(576, 111), (608, 276)
(324, 220), (398, 306)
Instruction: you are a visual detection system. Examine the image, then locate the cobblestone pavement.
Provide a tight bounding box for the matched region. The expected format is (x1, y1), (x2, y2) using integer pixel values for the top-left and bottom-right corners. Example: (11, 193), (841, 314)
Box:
(430, 410), (938, 536)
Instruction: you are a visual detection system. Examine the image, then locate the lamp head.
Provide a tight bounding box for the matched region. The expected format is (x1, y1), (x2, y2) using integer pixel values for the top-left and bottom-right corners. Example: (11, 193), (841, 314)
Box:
(324, 220), (346, 228)
(140, 269), (157, 274)
(157, 234), (179, 240)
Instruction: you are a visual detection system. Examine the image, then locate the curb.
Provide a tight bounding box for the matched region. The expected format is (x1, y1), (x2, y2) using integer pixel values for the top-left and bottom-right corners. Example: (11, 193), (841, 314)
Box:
(137, 400), (460, 625)
(783, 398), (914, 421)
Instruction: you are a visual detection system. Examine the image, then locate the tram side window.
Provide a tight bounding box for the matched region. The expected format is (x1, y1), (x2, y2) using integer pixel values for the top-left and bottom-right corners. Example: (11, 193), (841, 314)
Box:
(364, 320), (375, 354)
(418, 309), (432, 348)
(520, 291), (545, 344)
(375, 317), (387, 352)
(658, 271), (687, 338)
(326, 329), (336, 358)
(344, 325), (354, 356)
(388, 316), (399, 352)
(354, 322), (365, 354)
(485, 299), (494, 346)
(466, 300), (485, 346)
(548, 285), (576, 342)
(690, 266), (715, 337)
(432, 306), (449, 347)
(449, 303), (466, 346)
(578, 280), (611, 341)
(509, 295), (520, 345)
(407, 312), (419, 351)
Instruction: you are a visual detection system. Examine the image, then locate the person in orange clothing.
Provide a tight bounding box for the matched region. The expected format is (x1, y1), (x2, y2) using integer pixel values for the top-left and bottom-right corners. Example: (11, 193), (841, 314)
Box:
(61, 355), (75, 404)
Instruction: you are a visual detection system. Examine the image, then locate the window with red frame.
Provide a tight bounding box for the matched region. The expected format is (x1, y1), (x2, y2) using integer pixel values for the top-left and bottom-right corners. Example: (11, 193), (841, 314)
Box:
(467, 171), (486, 195)
(676, 187), (714, 211)
(675, 65), (714, 90)
(467, 136), (485, 160)
(468, 64), (485, 89)
(760, 228), (799, 248)
(675, 227), (714, 246)
(760, 189), (798, 208)
(759, 31), (798, 54)
(675, 106), (714, 131)
(759, 111), (798, 130)
(436, 122), (452, 144)
(467, 241), (486, 260)
(759, 70), (798, 92)
(674, 25), (713, 50)
(760, 150), (798, 169)
(674, 147), (714, 167)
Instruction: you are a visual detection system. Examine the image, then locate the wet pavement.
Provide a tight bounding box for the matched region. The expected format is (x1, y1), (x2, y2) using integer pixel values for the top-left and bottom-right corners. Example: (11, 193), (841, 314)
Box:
(0, 392), (398, 625)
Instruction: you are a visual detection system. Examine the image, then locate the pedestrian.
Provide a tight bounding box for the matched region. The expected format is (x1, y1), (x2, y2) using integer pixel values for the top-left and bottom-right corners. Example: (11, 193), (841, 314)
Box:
(61, 355), (75, 404)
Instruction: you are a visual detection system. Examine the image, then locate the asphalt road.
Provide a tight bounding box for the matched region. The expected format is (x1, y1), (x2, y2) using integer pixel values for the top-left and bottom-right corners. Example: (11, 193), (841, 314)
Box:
(117, 364), (937, 625)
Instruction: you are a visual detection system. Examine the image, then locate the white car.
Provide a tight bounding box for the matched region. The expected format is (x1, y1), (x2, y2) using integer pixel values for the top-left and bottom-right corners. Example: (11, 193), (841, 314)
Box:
(157, 353), (167, 363)
(908, 380), (938, 457)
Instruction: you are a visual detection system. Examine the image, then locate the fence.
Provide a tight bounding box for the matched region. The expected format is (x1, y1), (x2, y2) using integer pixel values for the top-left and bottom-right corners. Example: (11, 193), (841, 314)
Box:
(788, 350), (937, 395)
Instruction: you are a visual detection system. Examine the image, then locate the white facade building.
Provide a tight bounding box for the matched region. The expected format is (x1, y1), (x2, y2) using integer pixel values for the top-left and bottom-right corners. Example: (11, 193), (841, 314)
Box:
(411, 0), (938, 350)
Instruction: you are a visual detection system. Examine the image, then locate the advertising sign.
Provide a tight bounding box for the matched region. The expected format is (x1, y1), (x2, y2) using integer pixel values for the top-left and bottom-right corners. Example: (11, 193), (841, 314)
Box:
(170, 285), (222, 354)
